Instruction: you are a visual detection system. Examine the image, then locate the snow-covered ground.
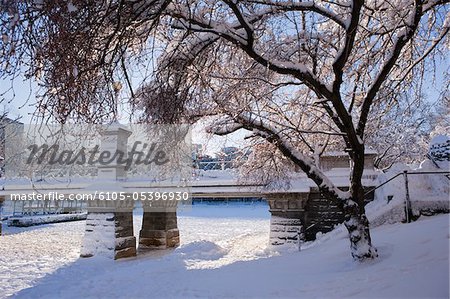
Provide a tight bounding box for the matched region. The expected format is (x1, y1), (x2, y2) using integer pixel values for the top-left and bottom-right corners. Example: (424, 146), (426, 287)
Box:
(0, 203), (272, 298)
(1, 202), (448, 299)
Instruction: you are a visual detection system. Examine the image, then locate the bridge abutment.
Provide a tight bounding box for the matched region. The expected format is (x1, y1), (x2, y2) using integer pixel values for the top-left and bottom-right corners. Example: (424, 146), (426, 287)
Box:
(266, 193), (308, 250)
(139, 201), (180, 250)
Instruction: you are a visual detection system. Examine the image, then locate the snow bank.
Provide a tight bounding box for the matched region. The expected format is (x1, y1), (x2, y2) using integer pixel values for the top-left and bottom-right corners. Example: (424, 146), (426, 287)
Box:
(176, 240), (228, 260)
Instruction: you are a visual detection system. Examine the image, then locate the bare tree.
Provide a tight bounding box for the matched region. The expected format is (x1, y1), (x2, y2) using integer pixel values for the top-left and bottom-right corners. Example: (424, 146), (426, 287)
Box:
(1, 0), (448, 260)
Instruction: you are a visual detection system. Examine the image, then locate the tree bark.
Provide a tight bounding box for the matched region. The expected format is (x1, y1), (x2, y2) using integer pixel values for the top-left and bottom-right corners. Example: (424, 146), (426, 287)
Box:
(342, 200), (378, 261)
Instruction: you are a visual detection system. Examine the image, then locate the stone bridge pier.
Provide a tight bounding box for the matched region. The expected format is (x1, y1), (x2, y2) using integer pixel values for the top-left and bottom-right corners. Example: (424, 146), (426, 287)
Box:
(80, 199), (181, 259)
(139, 200), (180, 250)
(266, 193), (308, 250)
(79, 124), (139, 259)
(80, 199), (137, 260)
(80, 123), (184, 260)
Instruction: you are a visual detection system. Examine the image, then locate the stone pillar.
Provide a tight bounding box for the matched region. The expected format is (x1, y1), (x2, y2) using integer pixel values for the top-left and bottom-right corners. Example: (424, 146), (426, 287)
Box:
(80, 200), (136, 259)
(113, 210), (137, 259)
(139, 200), (179, 250)
(97, 123), (132, 180)
(266, 193), (308, 250)
(80, 210), (115, 258)
(80, 123), (137, 259)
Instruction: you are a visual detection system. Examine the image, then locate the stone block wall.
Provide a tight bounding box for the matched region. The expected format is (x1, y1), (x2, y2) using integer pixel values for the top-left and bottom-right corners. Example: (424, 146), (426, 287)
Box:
(80, 212), (116, 258)
(267, 187), (376, 245)
(304, 188), (375, 241)
(267, 193), (308, 250)
(114, 212), (137, 259)
(304, 191), (344, 241)
(139, 212), (180, 250)
(80, 211), (137, 260)
(269, 216), (303, 249)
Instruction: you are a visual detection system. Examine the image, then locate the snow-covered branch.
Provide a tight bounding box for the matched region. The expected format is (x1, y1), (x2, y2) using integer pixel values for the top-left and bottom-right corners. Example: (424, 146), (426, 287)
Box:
(224, 0), (255, 46)
(168, 2), (334, 101)
(395, 15), (449, 84)
(208, 113), (350, 201)
(357, 0), (424, 137)
(246, 0), (348, 28)
(205, 118), (244, 135)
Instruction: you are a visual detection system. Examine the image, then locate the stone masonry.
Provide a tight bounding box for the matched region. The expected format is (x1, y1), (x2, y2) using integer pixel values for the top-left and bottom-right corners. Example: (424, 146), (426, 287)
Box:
(80, 201), (137, 260)
(139, 199), (180, 250)
(266, 193), (308, 250)
(114, 211), (137, 259)
(81, 123), (137, 259)
(80, 212), (115, 258)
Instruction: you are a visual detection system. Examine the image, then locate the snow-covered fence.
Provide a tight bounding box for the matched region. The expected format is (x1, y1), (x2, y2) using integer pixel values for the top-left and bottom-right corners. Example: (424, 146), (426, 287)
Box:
(8, 198), (86, 217)
(7, 212), (87, 227)
(367, 163), (449, 227)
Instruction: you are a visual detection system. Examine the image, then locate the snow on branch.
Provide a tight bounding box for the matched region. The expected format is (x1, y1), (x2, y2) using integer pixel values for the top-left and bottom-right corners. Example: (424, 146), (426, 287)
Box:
(205, 117), (244, 135)
(169, 2), (333, 101)
(224, 0), (255, 46)
(169, 3), (249, 46)
(230, 112), (350, 201)
(357, 0), (424, 137)
(394, 13), (449, 84)
(247, 0), (348, 28)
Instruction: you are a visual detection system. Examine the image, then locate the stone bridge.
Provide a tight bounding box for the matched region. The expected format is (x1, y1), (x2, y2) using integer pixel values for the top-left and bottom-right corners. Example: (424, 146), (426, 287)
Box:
(0, 124), (378, 259)
(1, 167), (377, 260)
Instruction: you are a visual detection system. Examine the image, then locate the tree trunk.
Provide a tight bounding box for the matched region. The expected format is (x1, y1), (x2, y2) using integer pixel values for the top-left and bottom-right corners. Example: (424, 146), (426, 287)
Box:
(343, 200), (378, 261)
